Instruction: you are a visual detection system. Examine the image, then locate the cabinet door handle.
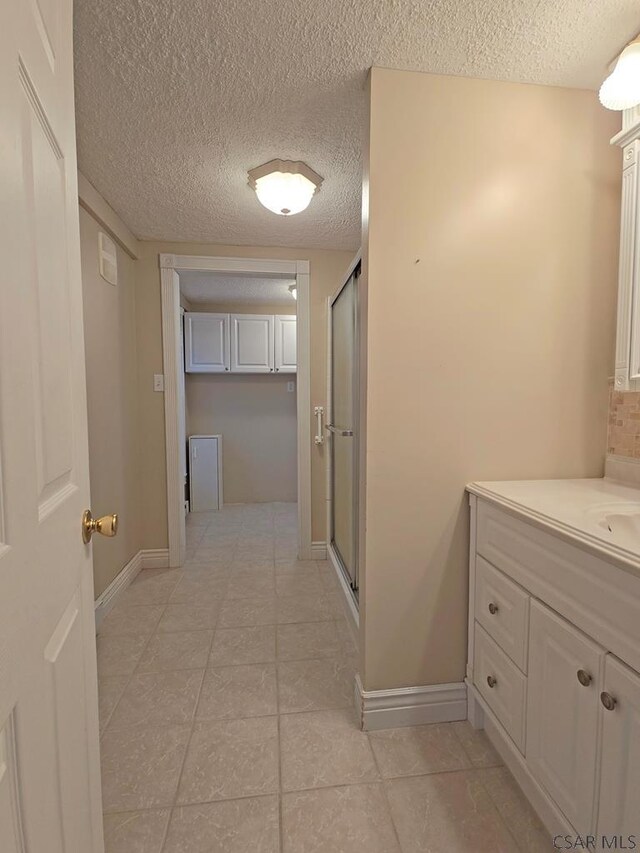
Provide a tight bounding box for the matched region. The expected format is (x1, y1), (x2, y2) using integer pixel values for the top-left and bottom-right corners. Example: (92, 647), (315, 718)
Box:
(600, 691), (617, 711)
(488, 602), (499, 615)
(577, 670), (592, 687)
(487, 675), (497, 689)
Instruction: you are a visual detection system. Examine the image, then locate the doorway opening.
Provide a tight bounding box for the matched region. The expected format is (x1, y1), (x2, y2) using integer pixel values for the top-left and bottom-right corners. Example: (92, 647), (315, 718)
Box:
(160, 254), (312, 566)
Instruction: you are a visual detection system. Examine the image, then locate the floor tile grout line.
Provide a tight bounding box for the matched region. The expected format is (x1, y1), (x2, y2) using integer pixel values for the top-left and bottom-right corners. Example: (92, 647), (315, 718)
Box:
(366, 738), (404, 852)
(158, 626), (214, 853)
(98, 602), (168, 736)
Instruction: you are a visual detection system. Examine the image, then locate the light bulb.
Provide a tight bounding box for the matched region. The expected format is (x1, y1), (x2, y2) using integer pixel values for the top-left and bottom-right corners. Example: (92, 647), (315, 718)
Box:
(600, 41), (640, 111)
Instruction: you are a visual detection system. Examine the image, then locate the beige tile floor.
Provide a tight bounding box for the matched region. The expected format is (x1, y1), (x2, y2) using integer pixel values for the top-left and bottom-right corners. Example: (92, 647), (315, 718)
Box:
(97, 502), (553, 852)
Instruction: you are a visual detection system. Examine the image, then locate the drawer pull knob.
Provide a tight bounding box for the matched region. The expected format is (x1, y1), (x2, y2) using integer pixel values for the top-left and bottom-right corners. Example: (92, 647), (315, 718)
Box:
(487, 675), (497, 689)
(600, 691), (617, 711)
(577, 670), (592, 687)
(488, 602), (499, 615)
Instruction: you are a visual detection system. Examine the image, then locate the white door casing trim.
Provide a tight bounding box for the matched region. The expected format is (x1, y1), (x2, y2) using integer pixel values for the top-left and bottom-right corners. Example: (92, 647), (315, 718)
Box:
(160, 254), (312, 566)
(355, 674), (467, 731)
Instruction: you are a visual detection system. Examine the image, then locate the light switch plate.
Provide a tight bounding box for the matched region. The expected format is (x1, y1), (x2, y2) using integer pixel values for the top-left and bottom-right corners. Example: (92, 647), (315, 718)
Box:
(153, 374), (165, 392)
(287, 381), (295, 393)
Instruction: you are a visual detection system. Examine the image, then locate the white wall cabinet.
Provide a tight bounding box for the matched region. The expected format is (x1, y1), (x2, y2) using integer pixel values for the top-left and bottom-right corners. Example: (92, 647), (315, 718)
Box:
(185, 312), (295, 374)
(467, 495), (640, 839)
(275, 315), (297, 373)
(231, 314), (274, 373)
(184, 313), (230, 373)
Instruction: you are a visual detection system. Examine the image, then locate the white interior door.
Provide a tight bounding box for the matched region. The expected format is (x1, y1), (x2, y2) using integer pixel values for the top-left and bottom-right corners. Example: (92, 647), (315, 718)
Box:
(231, 314), (274, 372)
(0, 0), (104, 851)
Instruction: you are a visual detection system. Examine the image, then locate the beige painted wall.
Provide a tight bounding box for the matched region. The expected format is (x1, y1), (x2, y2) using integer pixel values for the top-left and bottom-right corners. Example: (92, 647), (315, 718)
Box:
(185, 303), (298, 504)
(136, 243), (354, 549)
(79, 207), (141, 597)
(361, 68), (621, 691)
(187, 375), (297, 503)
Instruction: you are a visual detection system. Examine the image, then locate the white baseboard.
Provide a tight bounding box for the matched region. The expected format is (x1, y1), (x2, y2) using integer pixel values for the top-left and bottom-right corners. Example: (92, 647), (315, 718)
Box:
(94, 550), (143, 632)
(94, 548), (170, 631)
(355, 674), (467, 731)
(141, 548), (170, 569)
(311, 540), (327, 560)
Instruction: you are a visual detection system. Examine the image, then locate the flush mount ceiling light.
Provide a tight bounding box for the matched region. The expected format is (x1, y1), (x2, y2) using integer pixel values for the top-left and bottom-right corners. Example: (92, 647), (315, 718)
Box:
(288, 284), (297, 300)
(248, 159), (323, 216)
(600, 39), (640, 111)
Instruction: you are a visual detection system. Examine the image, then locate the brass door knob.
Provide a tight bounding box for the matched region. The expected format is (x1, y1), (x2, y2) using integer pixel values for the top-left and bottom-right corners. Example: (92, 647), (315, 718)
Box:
(82, 510), (118, 544)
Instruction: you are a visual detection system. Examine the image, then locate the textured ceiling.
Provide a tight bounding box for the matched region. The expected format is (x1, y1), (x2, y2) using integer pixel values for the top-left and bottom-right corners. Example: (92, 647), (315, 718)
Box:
(179, 272), (296, 305)
(74, 0), (639, 251)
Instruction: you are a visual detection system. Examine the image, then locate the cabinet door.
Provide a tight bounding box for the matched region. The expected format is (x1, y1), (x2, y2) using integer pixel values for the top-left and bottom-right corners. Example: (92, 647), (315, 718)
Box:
(189, 437), (220, 511)
(231, 314), (274, 373)
(615, 141), (640, 390)
(526, 600), (604, 834)
(596, 655), (640, 839)
(184, 313), (230, 372)
(274, 315), (297, 373)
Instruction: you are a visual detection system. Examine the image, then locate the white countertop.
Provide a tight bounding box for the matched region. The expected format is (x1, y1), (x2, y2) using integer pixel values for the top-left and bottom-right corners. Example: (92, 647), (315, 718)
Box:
(467, 477), (640, 574)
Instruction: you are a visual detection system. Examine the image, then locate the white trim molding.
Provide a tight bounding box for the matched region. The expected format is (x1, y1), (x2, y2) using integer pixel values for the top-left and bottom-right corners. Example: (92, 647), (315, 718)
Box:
(311, 541), (327, 560)
(94, 549), (171, 631)
(94, 551), (143, 631)
(355, 674), (467, 731)
(159, 253), (313, 567)
(141, 548), (170, 569)
(77, 172), (139, 259)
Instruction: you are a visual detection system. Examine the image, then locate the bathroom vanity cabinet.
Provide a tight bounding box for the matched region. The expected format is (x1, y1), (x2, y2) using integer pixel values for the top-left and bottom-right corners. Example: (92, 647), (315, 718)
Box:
(467, 487), (640, 840)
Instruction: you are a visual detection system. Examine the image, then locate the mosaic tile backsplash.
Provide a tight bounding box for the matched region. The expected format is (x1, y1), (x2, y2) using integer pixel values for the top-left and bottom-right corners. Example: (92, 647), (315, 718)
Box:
(608, 388), (640, 458)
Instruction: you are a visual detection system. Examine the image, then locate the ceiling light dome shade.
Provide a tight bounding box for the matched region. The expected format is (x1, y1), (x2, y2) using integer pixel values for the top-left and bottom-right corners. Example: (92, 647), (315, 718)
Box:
(248, 159), (323, 216)
(600, 40), (640, 110)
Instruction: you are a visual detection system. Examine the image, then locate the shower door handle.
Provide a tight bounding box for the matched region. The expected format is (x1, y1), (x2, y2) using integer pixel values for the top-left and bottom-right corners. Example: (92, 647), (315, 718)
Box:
(325, 424), (354, 437)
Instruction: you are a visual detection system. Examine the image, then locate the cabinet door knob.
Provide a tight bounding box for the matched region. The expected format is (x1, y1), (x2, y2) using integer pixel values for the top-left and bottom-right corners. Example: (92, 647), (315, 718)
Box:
(600, 691), (617, 711)
(577, 669), (592, 687)
(488, 602), (499, 615)
(487, 675), (497, 689)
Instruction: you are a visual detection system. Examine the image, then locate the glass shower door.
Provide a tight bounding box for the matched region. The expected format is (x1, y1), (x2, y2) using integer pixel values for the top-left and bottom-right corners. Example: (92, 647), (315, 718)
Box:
(328, 264), (359, 592)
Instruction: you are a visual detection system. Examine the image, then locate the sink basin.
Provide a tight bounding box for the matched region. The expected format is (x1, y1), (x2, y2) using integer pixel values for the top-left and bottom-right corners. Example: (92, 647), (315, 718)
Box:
(588, 502), (640, 550)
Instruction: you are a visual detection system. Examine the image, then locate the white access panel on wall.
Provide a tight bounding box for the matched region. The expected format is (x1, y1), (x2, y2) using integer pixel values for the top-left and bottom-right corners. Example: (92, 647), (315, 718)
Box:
(275, 315), (297, 373)
(231, 314), (274, 372)
(184, 313), (230, 372)
(189, 435), (224, 511)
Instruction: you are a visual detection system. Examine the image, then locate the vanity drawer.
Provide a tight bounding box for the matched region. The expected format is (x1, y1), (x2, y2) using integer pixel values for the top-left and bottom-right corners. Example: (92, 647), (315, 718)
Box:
(475, 556), (529, 672)
(474, 623), (527, 753)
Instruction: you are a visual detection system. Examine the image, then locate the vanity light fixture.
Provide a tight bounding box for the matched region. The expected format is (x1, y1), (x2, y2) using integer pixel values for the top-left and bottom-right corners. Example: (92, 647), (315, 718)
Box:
(248, 159), (323, 216)
(600, 38), (640, 110)
(288, 284), (297, 300)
